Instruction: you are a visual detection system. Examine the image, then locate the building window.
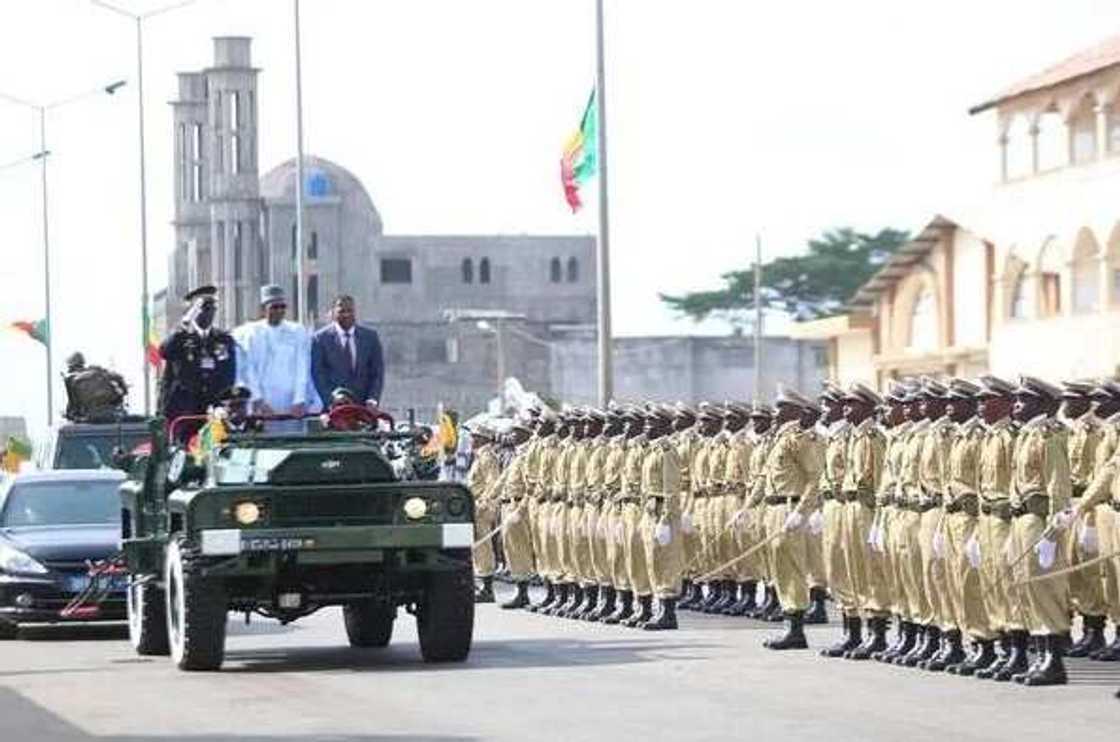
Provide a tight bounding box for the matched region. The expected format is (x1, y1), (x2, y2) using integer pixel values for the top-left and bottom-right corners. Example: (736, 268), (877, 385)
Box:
(234, 287), (243, 324)
(550, 257), (562, 283)
(1036, 111), (1067, 171)
(307, 274), (319, 321)
(418, 339), (448, 363)
(230, 91), (240, 130)
(1040, 272), (1061, 317)
(1112, 268), (1120, 305)
(1010, 271), (1030, 319)
(479, 258), (491, 284)
(381, 258), (412, 284)
(192, 123), (203, 160)
(567, 257), (579, 283)
(461, 258), (473, 283)
(257, 238), (269, 283)
(192, 164), (203, 202)
(178, 123), (187, 201)
(231, 134), (241, 174)
(214, 221), (225, 281)
(309, 231), (318, 260)
(907, 288), (937, 351)
(446, 337), (460, 364)
(233, 222), (243, 281)
(1071, 115), (1097, 164)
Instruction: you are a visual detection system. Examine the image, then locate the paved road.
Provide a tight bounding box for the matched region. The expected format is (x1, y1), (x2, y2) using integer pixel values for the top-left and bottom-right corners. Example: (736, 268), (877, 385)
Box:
(1, 585), (1117, 742)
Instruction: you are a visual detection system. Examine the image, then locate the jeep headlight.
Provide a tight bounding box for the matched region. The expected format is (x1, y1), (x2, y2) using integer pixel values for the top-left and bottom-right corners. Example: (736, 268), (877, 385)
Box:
(233, 501), (262, 525)
(403, 497), (428, 520)
(0, 542), (48, 575)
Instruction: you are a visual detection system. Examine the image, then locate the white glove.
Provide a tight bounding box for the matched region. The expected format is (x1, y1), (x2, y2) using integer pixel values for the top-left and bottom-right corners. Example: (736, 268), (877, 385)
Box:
(1049, 509), (1075, 532)
(808, 509), (824, 536)
(1036, 538), (1057, 570)
(783, 511), (804, 532)
(613, 522), (624, 542)
(1078, 524), (1099, 554)
(730, 508), (746, 527)
(681, 512), (695, 534)
(965, 534), (982, 570)
(654, 523), (673, 546)
(873, 523), (887, 553)
(932, 531), (945, 560)
(506, 508), (521, 525)
(867, 523), (881, 551)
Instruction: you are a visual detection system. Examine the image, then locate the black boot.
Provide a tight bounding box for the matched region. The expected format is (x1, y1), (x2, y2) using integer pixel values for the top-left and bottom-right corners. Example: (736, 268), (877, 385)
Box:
(731, 581), (759, 616)
(603, 590), (633, 625)
(849, 616), (889, 660)
(907, 626), (941, 668)
(993, 630), (1030, 681)
(719, 583), (742, 615)
(723, 583), (750, 616)
(764, 611), (809, 650)
(763, 591), (785, 622)
(1069, 615), (1107, 658)
(529, 581), (556, 612)
(682, 580), (706, 611)
(559, 585), (584, 618)
(952, 638), (996, 677)
(475, 576), (496, 603)
(625, 595), (654, 628)
(1011, 635), (1046, 683)
(543, 583), (570, 616)
(750, 584), (776, 619)
(589, 586), (616, 622)
(706, 581), (736, 614)
(803, 587), (829, 625)
(575, 585), (598, 620)
(643, 598), (679, 631)
(925, 629), (965, 672)
(821, 615), (862, 658)
(700, 581), (723, 612)
(1022, 634), (1068, 686)
(678, 580), (696, 610)
(1092, 628), (1120, 661)
(881, 621), (917, 663)
(500, 581), (531, 610)
(976, 633), (1011, 679)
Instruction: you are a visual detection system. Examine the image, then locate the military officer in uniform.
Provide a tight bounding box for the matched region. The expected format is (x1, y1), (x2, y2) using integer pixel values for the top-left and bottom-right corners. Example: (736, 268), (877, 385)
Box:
(528, 407), (561, 612)
(595, 406), (633, 622)
(620, 408), (655, 627)
(62, 352), (129, 422)
(672, 404), (705, 610)
(158, 286), (237, 437)
(496, 421), (536, 609)
(819, 385), (858, 656)
(575, 408), (609, 620)
(745, 403), (780, 620)
(466, 423), (502, 603)
(640, 404), (685, 630)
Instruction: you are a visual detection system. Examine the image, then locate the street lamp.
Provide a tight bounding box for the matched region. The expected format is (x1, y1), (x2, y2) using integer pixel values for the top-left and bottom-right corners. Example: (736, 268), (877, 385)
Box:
(444, 309), (528, 405)
(0, 80), (128, 425)
(91, 0), (199, 415)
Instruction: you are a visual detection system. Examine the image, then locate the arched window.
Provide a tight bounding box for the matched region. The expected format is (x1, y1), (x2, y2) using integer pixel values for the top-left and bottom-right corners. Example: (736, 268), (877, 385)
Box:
(1070, 95), (1098, 165)
(567, 257), (579, 283)
(1037, 237), (1063, 317)
(907, 288), (937, 351)
(1010, 271), (1031, 319)
(479, 258), (491, 284)
(550, 257), (562, 283)
(461, 258), (473, 284)
(1071, 228), (1100, 314)
(308, 231), (318, 260)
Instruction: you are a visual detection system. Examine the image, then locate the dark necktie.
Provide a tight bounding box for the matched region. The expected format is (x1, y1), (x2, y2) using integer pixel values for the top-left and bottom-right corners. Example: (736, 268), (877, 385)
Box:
(342, 331), (356, 373)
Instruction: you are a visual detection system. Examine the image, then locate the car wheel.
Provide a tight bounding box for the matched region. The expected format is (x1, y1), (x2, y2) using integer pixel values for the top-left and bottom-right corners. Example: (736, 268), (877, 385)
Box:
(343, 601), (395, 648)
(128, 579), (170, 656)
(417, 566), (474, 663)
(165, 537), (227, 671)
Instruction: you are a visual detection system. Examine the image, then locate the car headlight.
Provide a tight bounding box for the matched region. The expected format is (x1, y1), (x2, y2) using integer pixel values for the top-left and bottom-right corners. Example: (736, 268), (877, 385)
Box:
(403, 497), (428, 520)
(0, 542), (48, 575)
(234, 501), (262, 525)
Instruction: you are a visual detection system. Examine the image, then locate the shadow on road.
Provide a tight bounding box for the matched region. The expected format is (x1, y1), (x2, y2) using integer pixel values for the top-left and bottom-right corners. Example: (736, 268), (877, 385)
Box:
(223, 636), (714, 674)
(0, 688), (475, 742)
(13, 623), (129, 642)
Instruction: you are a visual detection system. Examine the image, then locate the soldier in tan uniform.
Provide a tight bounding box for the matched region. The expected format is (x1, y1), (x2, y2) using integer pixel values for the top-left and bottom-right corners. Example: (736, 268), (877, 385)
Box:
(759, 388), (823, 650)
(466, 424), (502, 602)
(556, 410), (593, 618)
(597, 406), (635, 623)
(639, 404), (686, 630)
(686, 404), (726, 612)
(497, 422), (537, 609)
(838, 383), (891, 661)
(574, 408), (609, 620)
(1060, 381), (1109, 658)
(621, 408), (655, 627)
(539, 413), (576, 616)
(746, 404), (781, 620)
(1005, 376), (1072, 686)
(701, 406), (738, 614)
(819, 386), (858, 656)
(528, 408), (562, 612)
(973, 375), (1022, 679)
(718, 403), (758, 616)
(672, 405), (706, 610)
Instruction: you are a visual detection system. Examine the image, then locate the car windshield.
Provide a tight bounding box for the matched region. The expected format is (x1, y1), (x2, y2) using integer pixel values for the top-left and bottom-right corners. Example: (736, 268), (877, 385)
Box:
(54, 433), (148, 470)
(1, 480), (120, 527)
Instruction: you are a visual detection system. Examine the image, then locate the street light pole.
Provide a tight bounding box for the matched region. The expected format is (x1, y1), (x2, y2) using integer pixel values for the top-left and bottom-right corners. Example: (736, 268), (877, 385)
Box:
(293, 0), (308, 326)
(39, 108), (54, 424)
(594, 0), (613, 407)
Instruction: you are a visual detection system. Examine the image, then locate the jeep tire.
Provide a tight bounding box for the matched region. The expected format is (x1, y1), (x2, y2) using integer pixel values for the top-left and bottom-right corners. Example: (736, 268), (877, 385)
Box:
(343, 601), (395, 648)
(128, 579), (170, 656)
(417, 565), (474, 662)
(165, 538), (227, 671)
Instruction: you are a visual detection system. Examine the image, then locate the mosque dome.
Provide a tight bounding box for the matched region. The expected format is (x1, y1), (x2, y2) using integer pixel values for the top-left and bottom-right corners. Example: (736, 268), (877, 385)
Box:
(259, 155), (383, 235)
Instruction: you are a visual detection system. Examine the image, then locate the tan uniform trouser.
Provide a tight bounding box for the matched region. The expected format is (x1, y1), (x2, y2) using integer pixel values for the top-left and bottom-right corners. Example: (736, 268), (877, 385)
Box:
(472, 502), (498, 578)
(918, 507), (947, 627)
(541, 500), (560, 582)
(692, 497), (712, 577)
(944, 511), (991, 639)
(894, 509), (925, 624)
(734, 500), (764, 582)
(623, 501), (652, 596)
(1099, 505), (1120, 623)
(878, 506), (903, 618)
(680, 495), (702, 579)
(571, 503), (594, 587)
(501, 500), (535, 581)
(977, 513), (1015, 633)
(701, 494), (724, 578)
(642, 497), (685, 599)
(764, 502), (810, 612)
(606, 502), (630, 590)
(1008, 513), (1071, 635)
(716, 494), (739, 579)
(806, 506), (825, 588)
(822, 499), (853, 612)
(552, 501), (570, 582)
(1066, 502), (1107, 617)
(751, 504), (772, 582)
(584, 502), (603, 587)
(529, 498), (548, 579)
(844, 501), (891, 617)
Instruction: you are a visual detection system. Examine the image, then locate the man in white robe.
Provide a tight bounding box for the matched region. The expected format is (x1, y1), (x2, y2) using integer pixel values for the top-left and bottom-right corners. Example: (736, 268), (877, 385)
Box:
(234, 285), (311, 432)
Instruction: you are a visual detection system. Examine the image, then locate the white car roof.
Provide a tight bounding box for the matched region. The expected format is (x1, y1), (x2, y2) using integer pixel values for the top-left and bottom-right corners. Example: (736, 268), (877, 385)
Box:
(7, 469), (126, 485)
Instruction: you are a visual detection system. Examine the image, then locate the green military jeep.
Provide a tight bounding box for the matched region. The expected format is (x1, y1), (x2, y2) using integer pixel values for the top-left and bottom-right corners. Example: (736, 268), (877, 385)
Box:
(118, 416), (474, 671)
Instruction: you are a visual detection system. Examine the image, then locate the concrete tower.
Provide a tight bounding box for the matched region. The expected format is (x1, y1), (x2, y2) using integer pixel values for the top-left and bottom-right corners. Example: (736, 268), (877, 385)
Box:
(168, 71), (210, 322)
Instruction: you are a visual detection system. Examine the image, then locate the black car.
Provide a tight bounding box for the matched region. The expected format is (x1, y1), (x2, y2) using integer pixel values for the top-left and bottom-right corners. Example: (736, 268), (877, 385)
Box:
(0, 470), (126, 638)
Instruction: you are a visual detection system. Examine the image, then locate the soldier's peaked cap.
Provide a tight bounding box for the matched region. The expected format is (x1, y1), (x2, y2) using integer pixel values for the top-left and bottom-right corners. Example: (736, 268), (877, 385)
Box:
(775, 386), (815, 411)
(977, 375), (1016, 398)
(820, 383), (846, 404)
(183, 285), (217, 304)
(884, 380), (911, 404)
(845, 382), (882, 407)
(749, 401), (774, 418)
(947, 378), (981, 400)
(584, 407), (607, 422)
(1016, 375), (1062, 400)
(724, 401), (752, 419)
(466, 423), (496, 439)
(1092, 379), (1120, 398)
(673, 401), (697, 420)
(698, 402), (725, 420)
(920, 377), (949, 398)
(1060, 379), (1096, 399)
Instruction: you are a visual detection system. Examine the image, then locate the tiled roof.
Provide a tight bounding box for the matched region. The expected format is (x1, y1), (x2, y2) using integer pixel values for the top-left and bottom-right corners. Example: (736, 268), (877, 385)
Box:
(848, 215), (959, 308)
(970, 34), (1120, 114)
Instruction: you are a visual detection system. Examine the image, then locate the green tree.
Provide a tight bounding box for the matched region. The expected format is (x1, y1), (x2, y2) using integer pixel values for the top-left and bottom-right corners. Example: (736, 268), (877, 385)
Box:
(660, 227), (909, 326)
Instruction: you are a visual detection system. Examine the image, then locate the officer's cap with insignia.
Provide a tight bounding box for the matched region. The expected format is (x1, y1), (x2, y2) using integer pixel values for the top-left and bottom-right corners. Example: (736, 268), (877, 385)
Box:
(1060, 379), (1096, 399)
(775, 386), (816, 412)
(698, 402), (725, 421)
(537, 405), (560, 423)
(884, 379), (911, 405)
(585, 407), (607, 423)
(1091, 379), (1120, 400)
(673, 401), (697, 422)
(184, 285), (218, 305)
(920, 376), (949, 399)
(648, 404), (675, 423)
(749, 401), (774, 419)
(977, 375), (1016, 399)
(724, 401), (752, 420)
(509, 420), (534, 436)
(1015, 375), (1062, 400)
(845, 382), (882, 407)
(218, 385), (252, 404)
(466, 423), (496, 441)
(947, 378), (981, 400)
(820, 383), (846, 404)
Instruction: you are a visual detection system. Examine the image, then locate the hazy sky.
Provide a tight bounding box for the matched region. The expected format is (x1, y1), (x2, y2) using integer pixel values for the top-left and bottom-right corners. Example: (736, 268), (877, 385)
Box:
(3, 0), (1119, 432)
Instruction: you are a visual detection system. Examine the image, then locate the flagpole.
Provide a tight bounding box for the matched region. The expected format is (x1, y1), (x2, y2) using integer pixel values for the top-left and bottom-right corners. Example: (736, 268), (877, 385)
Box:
(594, 0), (613, 406)
(754, 234), (762, 396)
(293, 0), (308, 325)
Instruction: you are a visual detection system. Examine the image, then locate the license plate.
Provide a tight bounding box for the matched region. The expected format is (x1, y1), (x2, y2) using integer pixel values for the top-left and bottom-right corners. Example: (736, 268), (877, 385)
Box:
(242, 536), (317, 552)
(64, 575), (127, 594)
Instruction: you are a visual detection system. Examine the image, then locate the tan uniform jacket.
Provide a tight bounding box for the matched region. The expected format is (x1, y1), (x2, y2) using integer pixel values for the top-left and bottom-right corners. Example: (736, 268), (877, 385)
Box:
(761, 420), (824, 517)
(724, 429), (755, 499)
(1079, 413), (1120, 514)
(467, 444), (501, 505)
(947, 418), (985, 505)
(879, 421), (912, 505)
(602, 435), (629, 503)
(1068, 414), (1105, 495)
(819, 422), (851, 499)
(621, 436), (648, 501)
(746, 429), (776, 506)
(841, 418), (884, 504)
(1010, 415), (1072, 516)
(979, 418), (1017, 505)
(568, 439), (592, 504)
(642, 437), (682, 501)
(584, 436), (609, 504)
(901, 419), (930, 505)
(918, 418), (956, 501)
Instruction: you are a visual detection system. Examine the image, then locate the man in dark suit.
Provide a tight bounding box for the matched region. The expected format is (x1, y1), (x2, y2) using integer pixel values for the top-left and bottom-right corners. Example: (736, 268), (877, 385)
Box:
(311, 295), (385, 408)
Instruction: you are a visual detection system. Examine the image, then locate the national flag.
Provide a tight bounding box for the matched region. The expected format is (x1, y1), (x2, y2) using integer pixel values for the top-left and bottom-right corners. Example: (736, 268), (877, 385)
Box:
(2, 436), (32, 474)
(9, 319), (48, 346)
(143, 307), (161, 367)
(187, 415), (228, 464)
(560, 90), (598, 212)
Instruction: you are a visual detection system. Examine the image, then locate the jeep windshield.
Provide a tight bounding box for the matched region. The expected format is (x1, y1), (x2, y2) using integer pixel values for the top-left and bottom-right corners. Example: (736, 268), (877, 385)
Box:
(55, 432), (150, 470)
